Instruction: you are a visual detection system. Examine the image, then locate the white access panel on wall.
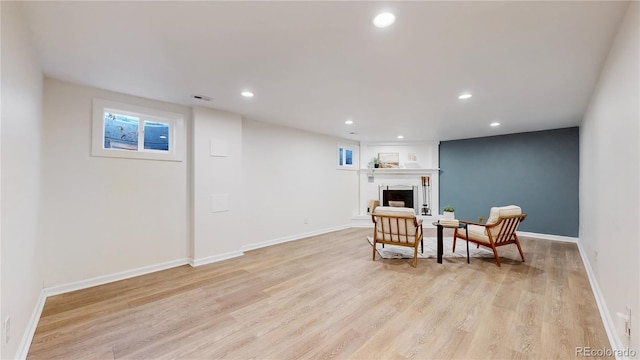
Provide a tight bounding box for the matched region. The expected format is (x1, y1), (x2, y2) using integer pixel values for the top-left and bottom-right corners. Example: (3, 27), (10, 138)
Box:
(210, 138), (228, 157)
(210, 194), (229, 213)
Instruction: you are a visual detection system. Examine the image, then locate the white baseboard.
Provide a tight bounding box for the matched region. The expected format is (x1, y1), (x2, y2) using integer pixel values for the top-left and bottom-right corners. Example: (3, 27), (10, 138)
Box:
(576, 240), (624, 357)
(189, 251), (244, 267)
(241, 224), (352, 251)
(14, 290), (46, 360)
(44, 258), (190, 297)
(348, 223), (373, 228)
(516, 231), (578, 243)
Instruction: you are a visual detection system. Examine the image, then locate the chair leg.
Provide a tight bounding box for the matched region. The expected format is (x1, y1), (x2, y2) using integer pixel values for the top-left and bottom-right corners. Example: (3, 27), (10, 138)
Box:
(491, 244), (501, 267)
(515, 236), (525, 262)
(413, 245), (418, 268)
(421, 238), (424, 253)
(452, 231), (457, 252)
(372, 239), (377, 261)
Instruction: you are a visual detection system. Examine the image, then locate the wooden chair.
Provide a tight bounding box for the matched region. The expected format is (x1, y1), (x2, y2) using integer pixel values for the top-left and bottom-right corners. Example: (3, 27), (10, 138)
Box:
(371, 206), (423, 267)
(453, 205), (527, 267)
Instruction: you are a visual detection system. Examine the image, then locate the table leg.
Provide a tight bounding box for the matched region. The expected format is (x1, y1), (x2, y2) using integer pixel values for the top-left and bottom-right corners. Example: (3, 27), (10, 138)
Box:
(437, 225), (443, 264)
(466, 226), (470, 264)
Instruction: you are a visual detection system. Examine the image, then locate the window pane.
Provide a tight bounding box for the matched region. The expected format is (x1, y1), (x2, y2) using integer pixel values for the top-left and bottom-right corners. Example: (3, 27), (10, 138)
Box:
(143, 121), (169, 151)
(339, 147), (344, 166)
(345, 149), (353, 165)
(104, 112), (139, 150)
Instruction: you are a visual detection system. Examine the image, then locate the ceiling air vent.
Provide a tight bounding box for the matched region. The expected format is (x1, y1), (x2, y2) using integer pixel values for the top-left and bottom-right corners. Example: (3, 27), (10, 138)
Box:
(193, 95), (212, 101)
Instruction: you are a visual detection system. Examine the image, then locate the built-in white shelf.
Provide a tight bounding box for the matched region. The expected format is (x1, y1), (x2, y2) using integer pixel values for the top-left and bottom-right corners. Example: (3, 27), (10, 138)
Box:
(358, 168), (439, 175)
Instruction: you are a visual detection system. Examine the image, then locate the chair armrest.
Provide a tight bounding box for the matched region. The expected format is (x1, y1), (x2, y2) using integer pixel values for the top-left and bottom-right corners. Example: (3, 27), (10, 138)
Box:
(459, 220), (487, 227)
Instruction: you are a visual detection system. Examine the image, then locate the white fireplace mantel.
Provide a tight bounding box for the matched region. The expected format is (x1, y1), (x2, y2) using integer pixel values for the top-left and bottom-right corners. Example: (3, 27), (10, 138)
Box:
(358, 168), (439, 175)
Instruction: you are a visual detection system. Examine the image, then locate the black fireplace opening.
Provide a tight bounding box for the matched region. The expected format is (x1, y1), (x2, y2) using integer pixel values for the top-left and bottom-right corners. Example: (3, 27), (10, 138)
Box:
(382, 189), (414, 209)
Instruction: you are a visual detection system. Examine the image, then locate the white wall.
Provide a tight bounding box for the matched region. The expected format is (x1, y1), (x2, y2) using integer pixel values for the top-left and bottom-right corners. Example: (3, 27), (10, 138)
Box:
(242, 120), (359, 247)
(192, 107), (243, 261)
(1, 2), (45, 358)
(40, 79), (191, 287)
(580, 2), (639, 350)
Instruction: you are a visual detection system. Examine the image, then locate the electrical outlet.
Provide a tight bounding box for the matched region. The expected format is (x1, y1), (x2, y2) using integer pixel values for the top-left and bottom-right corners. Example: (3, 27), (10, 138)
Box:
(304, 217), (309, 224)
(3, 316), (10, 344)
(616, 310), (631, 340)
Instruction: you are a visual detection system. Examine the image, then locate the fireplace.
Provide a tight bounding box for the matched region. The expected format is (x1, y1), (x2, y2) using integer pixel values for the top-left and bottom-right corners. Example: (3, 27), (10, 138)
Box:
(380, 185), (418, 212)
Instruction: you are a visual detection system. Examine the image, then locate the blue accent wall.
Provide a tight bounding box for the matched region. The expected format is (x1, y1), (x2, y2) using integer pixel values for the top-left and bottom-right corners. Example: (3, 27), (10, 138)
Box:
(439, 127), (579, 237)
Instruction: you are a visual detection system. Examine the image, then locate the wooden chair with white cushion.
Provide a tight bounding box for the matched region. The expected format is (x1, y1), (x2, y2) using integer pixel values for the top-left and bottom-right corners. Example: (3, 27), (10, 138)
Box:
(371, 206), (423, 267)
(453, 205), (527, 267)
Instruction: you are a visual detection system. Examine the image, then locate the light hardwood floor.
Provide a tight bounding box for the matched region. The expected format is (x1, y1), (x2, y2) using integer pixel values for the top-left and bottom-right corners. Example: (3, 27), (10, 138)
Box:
(28, 228), (611, 359)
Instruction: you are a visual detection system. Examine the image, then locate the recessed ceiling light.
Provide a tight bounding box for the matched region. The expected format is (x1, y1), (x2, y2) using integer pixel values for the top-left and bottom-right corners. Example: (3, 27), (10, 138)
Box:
(241, 91), (254, 98)
(345, 120), (354, 125)
(397, 135), (404, 139)
(458, 93), (472, 100)
(373, 12), (396, 28)
(490, 122), (501, 127)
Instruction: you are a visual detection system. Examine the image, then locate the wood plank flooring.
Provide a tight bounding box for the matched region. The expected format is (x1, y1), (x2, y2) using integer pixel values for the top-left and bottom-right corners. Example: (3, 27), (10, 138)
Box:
(27, 228), (611, 359)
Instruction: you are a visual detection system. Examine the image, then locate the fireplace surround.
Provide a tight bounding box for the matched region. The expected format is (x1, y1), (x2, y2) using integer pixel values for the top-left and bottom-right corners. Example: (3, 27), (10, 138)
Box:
(358, 168), (439, 218)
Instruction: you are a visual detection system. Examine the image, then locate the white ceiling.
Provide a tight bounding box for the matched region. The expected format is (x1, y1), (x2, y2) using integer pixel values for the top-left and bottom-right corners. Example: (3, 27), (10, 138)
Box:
(19, 1), (629, 141)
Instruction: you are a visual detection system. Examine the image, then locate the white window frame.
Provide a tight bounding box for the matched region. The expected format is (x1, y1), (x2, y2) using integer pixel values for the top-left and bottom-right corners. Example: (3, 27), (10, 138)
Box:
(92, 98), (185, 161)
(337, 143), (359, 170)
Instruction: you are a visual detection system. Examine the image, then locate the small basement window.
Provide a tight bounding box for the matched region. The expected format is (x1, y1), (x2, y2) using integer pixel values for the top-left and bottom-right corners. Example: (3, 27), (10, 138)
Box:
(92, 99), (184, 161)
(337, 143), (359, 170)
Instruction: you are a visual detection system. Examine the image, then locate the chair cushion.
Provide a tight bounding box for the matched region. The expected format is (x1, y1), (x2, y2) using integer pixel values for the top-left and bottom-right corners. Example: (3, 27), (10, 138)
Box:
(486, 205), (521, 225)
(373, 206), (416, 217)
(368, 199), (380, 214)
(459, 224), (491, 245)
(485, 205), (522, 238)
